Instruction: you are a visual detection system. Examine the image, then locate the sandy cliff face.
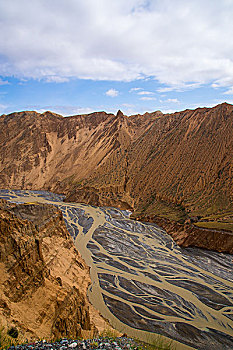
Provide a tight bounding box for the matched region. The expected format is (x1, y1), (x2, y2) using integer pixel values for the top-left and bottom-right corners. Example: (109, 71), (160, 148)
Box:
(0, 199), (107, 341)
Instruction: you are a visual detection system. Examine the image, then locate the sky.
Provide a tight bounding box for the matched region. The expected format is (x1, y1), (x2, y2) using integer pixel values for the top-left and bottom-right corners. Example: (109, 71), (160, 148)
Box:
(1, 0), (233, 116)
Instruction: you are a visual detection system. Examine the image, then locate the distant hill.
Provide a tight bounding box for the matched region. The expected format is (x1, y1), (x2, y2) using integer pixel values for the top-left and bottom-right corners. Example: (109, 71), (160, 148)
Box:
(0, 103), (232, 249)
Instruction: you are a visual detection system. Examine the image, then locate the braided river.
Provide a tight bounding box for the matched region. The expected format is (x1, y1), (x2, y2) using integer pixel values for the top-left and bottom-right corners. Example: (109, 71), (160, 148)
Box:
(0, 190), (233, 350)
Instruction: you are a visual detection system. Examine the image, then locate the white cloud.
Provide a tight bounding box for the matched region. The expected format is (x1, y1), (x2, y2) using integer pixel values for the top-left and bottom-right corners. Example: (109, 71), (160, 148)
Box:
(62, 107), (95, 115)
(26, 105), (95, 116)
(160, 109), (178, 114)
(105, 88), (119, 97)
(157, 87), (175, 93)
(130, 88), (155, 96)
(120, 103), (138, 115)
(0, 103), (8, 114)
(129, 87), (142, 92)
(188, 101), (227, 110)
(157, 83), (202, 93)
(140, 96), (156, 101)
(165, 98), (180, 103)
(0, 78), (9, 85)
(122, 103), (134, 108)
(223, 87), (233, 95)
(45, 76), (69, 83)
(137, 90), (154, 95)
(1, 1), (233, 89)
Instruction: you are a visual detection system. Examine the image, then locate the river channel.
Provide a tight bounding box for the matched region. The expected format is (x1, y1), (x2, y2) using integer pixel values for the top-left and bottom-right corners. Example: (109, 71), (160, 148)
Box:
(0, 190), (233, 350)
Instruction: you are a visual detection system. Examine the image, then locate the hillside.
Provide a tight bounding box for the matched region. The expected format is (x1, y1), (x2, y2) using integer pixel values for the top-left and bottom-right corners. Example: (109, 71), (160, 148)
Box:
(0, 103), (232, 250)
(0, 109), (159, 193)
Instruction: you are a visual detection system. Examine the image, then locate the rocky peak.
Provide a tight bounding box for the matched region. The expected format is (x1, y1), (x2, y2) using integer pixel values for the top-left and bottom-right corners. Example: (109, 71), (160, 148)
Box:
(116, 110), (124, 118)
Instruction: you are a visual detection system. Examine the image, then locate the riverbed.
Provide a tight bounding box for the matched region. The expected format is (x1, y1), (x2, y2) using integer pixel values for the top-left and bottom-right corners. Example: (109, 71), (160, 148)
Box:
(0, 189), (232, 350)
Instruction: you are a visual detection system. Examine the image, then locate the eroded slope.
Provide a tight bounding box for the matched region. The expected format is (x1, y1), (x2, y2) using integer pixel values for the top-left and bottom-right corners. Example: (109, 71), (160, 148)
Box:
(0, 199), (107, 340)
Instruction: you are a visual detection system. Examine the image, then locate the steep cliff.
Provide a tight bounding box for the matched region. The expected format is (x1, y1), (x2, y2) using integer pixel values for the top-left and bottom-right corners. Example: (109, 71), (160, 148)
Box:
(0, 199), (107, 341)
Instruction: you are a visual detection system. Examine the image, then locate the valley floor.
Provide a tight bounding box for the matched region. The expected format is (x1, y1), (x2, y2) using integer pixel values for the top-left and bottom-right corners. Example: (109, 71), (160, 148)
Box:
(0, 190), (233, 350)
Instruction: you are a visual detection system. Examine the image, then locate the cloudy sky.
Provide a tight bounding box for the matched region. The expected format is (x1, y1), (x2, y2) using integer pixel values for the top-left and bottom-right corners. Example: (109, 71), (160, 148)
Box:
(1, 0), (233, 116)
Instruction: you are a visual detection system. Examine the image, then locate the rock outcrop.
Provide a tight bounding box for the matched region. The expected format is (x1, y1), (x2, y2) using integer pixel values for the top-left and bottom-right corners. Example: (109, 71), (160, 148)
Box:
(0, 199), (107, 341)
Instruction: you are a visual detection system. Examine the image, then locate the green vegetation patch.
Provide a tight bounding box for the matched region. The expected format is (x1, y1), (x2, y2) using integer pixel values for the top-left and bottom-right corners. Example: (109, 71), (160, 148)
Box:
(194, 221), (233, 232)
(134, 198), (187, 223)
(0, 326), (21, 350)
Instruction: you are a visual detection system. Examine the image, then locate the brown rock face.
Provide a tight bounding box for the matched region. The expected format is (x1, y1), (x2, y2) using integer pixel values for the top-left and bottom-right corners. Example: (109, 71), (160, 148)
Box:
(0, 110), (157, 192)
(0, 103), (232, 250)
(0, 199), (106, 341)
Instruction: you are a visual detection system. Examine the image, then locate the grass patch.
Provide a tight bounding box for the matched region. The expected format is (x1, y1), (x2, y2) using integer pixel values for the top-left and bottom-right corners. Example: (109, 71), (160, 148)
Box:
(134, 199), (187, 223)
(0, 326), (22, 350)
(99, 327), (175, 350)
(99, 328), (119, 339)
(141, 334), (176, 350)
(194, 221), (233, 232)
(201, 212), (233, 221)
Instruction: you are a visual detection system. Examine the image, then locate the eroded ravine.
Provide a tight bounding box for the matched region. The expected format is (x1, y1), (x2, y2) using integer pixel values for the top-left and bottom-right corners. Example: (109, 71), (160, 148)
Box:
(0, 190), (232, 350)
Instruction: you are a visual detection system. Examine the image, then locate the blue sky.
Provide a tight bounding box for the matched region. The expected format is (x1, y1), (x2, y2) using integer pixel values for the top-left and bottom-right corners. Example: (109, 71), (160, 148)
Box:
(1, 0), (233, 116)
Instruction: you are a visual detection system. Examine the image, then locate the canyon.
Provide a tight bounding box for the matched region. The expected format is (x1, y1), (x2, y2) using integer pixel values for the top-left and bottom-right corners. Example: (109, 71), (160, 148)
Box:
(0, 103), (233, 349)
(0, 103), (232, 252)
(0, 190), (232, 350)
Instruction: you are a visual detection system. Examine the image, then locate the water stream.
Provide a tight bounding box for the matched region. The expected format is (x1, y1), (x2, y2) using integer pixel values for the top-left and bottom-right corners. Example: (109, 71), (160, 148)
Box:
(0, 190), (232, 350)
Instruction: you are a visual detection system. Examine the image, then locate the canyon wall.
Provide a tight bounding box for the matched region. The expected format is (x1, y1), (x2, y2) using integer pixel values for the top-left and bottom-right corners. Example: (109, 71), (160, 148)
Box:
(0, 199), (107, 341)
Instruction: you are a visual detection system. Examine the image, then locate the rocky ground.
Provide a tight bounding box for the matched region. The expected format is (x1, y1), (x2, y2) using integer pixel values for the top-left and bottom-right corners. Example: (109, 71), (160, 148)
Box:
(7, 337), (151, 350)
